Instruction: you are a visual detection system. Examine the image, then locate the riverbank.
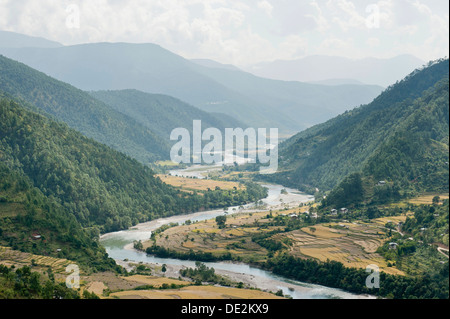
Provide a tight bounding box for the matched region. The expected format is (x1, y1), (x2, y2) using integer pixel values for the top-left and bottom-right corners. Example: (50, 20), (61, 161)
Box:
(99, 164), (383, 299)
(111, 252), (375, 299)
(100, 182), (375, 299)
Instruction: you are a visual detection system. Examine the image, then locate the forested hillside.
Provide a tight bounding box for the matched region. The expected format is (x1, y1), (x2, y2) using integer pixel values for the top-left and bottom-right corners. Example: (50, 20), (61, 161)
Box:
(0, 55), (169, 163)
(90, 89), (244, 142)
(266, 59), (449, 198)
(0, 161), (116, 271)
(0, 95), (266, 236)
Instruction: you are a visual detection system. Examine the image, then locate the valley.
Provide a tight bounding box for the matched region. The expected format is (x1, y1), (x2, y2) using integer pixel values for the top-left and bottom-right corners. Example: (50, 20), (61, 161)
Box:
(0, 28), (448, 301)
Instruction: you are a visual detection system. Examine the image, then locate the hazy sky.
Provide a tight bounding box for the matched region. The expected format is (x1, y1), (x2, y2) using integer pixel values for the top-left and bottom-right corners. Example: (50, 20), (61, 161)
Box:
(0, 0), (448, 66)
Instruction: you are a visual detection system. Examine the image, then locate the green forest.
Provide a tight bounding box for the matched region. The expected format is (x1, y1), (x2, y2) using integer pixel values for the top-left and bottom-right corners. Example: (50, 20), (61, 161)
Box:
(90, 89), (244, 143)
(0, 54), (169, 163)
(0, 161), (117, 272)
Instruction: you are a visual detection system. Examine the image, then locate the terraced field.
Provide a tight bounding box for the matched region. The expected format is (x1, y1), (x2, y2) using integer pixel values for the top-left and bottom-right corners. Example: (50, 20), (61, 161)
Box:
(147, 210), (407, 276)
(406, 193), (449, 205)
(0, 246), (72, 273)
(280, 221), (405, 275)
(145, 211), (285, 261)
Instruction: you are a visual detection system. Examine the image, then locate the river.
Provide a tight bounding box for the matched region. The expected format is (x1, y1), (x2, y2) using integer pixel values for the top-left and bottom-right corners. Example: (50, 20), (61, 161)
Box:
(100, 165), (374, 299)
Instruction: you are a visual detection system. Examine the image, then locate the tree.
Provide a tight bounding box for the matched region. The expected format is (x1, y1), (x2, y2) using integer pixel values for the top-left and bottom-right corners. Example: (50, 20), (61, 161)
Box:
(216, 215), (227, 229)
(433, 196), (440, 205)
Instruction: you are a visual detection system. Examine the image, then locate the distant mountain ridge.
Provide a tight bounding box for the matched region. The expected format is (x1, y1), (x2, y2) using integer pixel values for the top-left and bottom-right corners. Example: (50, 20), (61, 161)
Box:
(247, 54), (425, 87)
(191, 59), (241, 71)
(0, 30), (63, 48)
(0, 34), (384, 133)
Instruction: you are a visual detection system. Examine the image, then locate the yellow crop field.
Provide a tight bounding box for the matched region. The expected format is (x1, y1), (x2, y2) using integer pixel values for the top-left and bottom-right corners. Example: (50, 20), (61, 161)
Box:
(157, 174), (244, 191)
(110, 285), (284, 299)
(301, 225), (345, 239)
(407, 193), (449, 205)
(282, 219), (405, 275)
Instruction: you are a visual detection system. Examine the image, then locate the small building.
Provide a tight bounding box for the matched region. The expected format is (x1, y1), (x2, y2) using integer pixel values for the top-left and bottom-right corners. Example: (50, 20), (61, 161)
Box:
(377, 181), (387, 186)
(311, 213), (318, 219)
(289, 213), (299, 220)
(331, 209), (338, 216)
(389, 242), (398, 250)
(340, 208), (349, 214)
(32, 235), (42, 240)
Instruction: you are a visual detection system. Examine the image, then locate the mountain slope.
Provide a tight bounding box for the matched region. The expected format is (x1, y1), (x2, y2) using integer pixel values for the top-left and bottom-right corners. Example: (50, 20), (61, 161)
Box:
(0, 94), (194, 233)
(364, 79), (449, 191)
(90, 89), (245, 141)
(0, 54), (169, 163)
(267, 59), (449, 194)
(0, 42), (384, 133)
(0, 161), (117, 272)
(0, 93), (268, 234)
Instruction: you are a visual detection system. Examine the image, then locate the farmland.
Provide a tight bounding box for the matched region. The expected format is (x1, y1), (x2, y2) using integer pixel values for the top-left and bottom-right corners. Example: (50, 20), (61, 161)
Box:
(144, 208), (407, 276)
(0, 246), (72, 274)
(406, 193), (449, 205)
(110, 283), (283, 299)
(0, 246), (283, 299)
(157, 174), (244, 192)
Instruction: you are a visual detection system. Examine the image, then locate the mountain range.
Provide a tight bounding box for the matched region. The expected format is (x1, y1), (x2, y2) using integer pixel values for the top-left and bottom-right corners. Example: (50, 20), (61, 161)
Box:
(246, 55), (426, 87)
(0, 32), (388, 133)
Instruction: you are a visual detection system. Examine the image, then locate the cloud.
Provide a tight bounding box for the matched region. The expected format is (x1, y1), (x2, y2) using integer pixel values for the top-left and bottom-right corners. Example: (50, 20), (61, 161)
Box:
(366, 37), (380, 48)
(307, 1), (330, 33)
(257, 1), (273, 18)
(326, 0), (366, 32)
(0, 0), (448, 65)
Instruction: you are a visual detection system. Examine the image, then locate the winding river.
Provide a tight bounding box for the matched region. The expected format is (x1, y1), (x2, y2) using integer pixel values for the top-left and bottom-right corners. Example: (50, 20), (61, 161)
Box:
(100, 165), (374, 299)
